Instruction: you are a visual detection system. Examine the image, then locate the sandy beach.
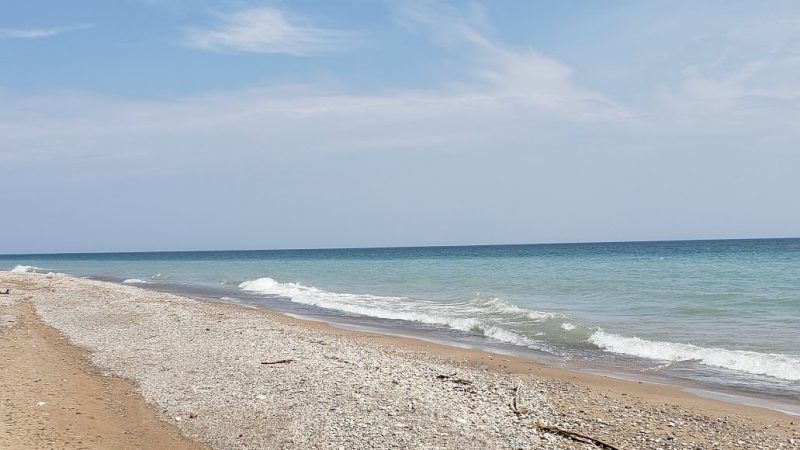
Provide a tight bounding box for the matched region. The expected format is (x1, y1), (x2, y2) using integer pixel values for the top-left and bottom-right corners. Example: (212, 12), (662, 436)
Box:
(0, 276), (207, 449)
(1, 271), (798, 449)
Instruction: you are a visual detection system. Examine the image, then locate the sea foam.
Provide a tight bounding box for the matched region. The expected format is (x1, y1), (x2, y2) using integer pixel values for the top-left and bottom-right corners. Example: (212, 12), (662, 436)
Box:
(589, 330), (800, 381)
(239, 276), (800, 381)
(238, 277), (561, 349)
(10, 265), (45, 273)
(123, 278), (148, 284)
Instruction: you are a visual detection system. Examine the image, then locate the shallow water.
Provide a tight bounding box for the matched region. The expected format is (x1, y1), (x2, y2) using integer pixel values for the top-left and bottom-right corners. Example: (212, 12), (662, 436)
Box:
(3, 238), (799, 401)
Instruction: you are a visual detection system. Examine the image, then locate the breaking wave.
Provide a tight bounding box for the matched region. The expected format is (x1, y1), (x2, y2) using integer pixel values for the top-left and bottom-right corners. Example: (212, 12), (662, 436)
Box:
(589, 330), (800, 381)
(239, 277), (566, 350)
(10, 265), (46, 273)
(239, 277), (800, 382)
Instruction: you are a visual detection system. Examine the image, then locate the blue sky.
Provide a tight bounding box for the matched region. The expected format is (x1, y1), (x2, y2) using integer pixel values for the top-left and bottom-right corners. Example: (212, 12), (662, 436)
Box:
(1, 0), (799, 253)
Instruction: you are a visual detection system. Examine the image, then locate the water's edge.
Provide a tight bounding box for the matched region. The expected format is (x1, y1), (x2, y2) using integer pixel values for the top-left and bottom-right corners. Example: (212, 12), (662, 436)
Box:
(104, 275), (800, 417)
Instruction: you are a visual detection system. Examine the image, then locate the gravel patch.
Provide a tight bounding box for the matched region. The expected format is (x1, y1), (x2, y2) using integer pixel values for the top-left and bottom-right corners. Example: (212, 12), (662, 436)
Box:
(0, 313), (17, 329)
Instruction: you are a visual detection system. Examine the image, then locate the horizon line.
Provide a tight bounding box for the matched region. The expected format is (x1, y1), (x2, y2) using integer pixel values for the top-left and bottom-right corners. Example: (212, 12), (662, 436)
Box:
(1, 235), (798, 257)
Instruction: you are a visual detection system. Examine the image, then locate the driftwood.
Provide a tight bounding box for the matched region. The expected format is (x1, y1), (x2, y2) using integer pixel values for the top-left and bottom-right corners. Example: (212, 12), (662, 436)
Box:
(260, 359), (294, 365)
(533, 423), (620, 450)
(436, 374), (472, 385)
(510, 385), (528, 415)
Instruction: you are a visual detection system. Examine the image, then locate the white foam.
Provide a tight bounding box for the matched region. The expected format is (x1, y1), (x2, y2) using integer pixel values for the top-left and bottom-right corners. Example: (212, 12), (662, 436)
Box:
(560, 322), (576, 331)
(238, 277), (559, 347)
(123, 278), (148, 284)
(239, 277), (280, 291)
(10, 265), (44, 273)
(482, 325), (538, 348)
(472, 295), (564, 321)
(589, 330), (800, 381)
(239, 277), (480, 332)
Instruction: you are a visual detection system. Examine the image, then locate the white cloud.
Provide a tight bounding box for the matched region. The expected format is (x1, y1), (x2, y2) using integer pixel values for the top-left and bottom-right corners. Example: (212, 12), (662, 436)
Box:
(397, 2), (628, 119)
(184, 7), (352, 55)
(0, 7), (630, 167)
(653, 17), (800, 131)
(669, 61), (800, 107)
(0, 24), (93, 39)
(10, 3), (800, 170)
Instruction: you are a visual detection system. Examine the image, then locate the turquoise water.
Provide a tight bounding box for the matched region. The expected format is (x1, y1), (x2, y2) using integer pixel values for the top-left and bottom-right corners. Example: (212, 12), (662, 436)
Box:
(3, 239), (799, 399)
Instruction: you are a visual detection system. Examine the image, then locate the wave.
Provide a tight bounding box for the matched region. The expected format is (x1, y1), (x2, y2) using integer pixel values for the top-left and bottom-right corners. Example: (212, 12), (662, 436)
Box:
(10, 265), (46, 273)
(123, 278), (148, 284)
(239, 276), (800, 381)
(239, 277), (565, 350)
(589, 330), (800, 381)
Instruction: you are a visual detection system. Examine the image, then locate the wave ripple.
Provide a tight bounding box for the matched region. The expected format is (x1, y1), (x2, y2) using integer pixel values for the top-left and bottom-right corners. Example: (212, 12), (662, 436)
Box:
(239, 277), (565, 349)
(590, 330), (800, 381)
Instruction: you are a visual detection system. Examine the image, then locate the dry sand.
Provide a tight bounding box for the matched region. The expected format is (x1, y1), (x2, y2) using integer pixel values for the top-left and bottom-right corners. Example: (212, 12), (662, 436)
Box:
(1, 271), (798, 449)
(0, 284), (207, 449)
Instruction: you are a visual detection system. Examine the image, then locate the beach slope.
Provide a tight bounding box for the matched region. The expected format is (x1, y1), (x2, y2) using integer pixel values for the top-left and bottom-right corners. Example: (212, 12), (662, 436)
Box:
(0, 279), (207, 449)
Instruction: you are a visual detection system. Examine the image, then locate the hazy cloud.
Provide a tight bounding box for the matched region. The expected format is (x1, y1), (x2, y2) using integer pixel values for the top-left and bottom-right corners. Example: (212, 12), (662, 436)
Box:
(0, 23), (93, 39)
(3, 2), (799, 168)
(0, 7), (630, 167)
(653, 16), (800, 132)
(397, 2), (629, 119)
(184, 6), (353, 55)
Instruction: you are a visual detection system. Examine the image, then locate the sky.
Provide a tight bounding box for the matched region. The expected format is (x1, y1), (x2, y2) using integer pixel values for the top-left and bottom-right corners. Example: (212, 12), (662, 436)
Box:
(1, 0), (799, 253)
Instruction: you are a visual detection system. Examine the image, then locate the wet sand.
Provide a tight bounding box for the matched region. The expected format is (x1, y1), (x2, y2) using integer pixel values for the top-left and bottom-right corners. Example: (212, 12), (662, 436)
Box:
(1, 271), (798, 449)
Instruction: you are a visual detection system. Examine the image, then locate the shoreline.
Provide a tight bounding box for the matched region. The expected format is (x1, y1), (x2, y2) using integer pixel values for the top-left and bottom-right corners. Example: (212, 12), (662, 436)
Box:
(2, 271), (799, 449)
(302, 319), (800, 417)
(9, 255), (800, 404)
(203, 296), (800, 422)
(138, 277), (800, 418)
